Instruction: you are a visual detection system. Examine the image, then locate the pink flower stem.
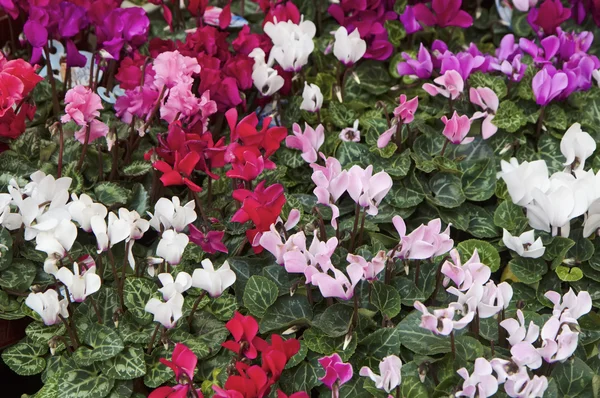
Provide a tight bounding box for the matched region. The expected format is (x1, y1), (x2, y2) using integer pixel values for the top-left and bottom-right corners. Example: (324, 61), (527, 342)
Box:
(88, 52), (95, 90)
(440, 139), (449, 157)
(187, 291), (207, 330)
(313, 206), (327, 241)
(141, 85), (168, 133)
(396, 385), (401, 398)
(498, 309), (505, 347)
(58, 314), (80, 350)
(332, 382), (340, 398)
(43, 45), (65, 178)
(146, 323), (161, 354)
(348, 203), (361, 252)
(75, 124), (91, 172)
(90, 295), (103, 324)
(357, 207), (366, 249)
(450, 330), (456, 359)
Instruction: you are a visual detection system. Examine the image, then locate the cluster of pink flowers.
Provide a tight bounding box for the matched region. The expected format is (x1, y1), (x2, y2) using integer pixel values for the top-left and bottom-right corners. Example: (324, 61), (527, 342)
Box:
(62, 85), (108, 144)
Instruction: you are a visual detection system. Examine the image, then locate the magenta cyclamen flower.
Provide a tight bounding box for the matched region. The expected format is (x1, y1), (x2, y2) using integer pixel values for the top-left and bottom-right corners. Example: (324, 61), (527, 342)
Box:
(400, 6), (423, 34)
(532, 68), (568, 106)
(397, 44), (433, 79)
(286, 123), (325, 164)
(441, 111), (473, 145)
(527, 0), (571, 36)
(413, 0), (473, 28)
(440, 52), (486, 80)
(377, 95), (419, 148)
(423, 70), (464, 99)
(470, 87), (499, 139)
(318, 353), (353, 389)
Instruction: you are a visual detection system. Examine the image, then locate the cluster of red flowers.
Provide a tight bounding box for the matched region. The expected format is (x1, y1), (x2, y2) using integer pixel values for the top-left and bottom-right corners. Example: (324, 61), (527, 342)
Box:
(0, 54), (42, 139)
(216, 312), (308, 398)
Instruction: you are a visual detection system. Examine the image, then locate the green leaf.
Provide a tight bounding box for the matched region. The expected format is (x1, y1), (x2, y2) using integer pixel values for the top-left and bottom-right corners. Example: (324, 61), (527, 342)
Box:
(461, 159), (496, 201)
(469, 72), (508, 99)
(556, 266), (584, 282)
(544, 104), (567, 131)
(144, 348), (172, 388)
(384, 20), (406, 47)
(335, 142), (370, 167)
(544, 236), (575, 269)
(0, 258), (36, 291)
(282, 360), (323, 393)
(551, 357), (595, 398)
(259, 295), (313, 333)
(123, 277), (157, 324)
(329, 101), (357, 128)
(128, 183), (149, 215)
(1, 340), (46, 376)
(371, 281), (401, 318)
(261, 265), (294, 296)
(538, 134), (563, 173)
(353, 61), (392, 95)
(400, 376), (429, 398)
(455, 335), (484, 361)
(493, 101), (527, 133)
(397, 311), (450, 355)
(312, 303), (354, 338)
(386, 180), (425, 209)
(566, 235), (595, 263)
(243, 275), (279, 318)
(94, 182), (129, 206)
(464, 204), (500, 239)
(303, 328), (357, 361)
(508, 257), (547, 284)
(0, 228), (13, 271)
(428, 172), (466, 208)
(122, 161), (152, 177)
(99, 346), (146, 380)
(60, 369), (115, 398)
(494, 201), (528, 232)
(26, 322), (65, 346)
(373, 149), (412, 177)
(72, 324), (124, 366)
(206, 293), (237, 321)
(278, 147), (305, 169)
(457, 239), (501, 272)
(355, 327), (401, 361)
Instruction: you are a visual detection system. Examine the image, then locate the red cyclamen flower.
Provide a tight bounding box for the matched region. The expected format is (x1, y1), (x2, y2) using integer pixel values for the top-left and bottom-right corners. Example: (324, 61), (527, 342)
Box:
(222, 312), (266, 360)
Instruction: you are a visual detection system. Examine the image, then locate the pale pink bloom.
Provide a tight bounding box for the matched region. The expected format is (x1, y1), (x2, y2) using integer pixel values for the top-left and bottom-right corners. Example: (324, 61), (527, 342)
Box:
(544, 288), (592, 320)
(160, 86), (217, 124)
(478, 281), (513, 318)
(260, 225), (304, 265)
(347, 251), (387, 281)
(510, 341), (543, 369)
(282, 235), (338, 282)
(393, 216), (454, 260)
(447, 284), (481, 329)
(339, 119), (360, 142)
(501, 309), (540, 347)
(423, 70), (464, 99)
(286, 123), (325, 164)
(537, 316), (579, 363)
(377, 95), (419, 148)
(311, 156), (349, 228)
(504, 372), (548, 398)
(153, 50), (200, 89)
(61, 85), (103, 126)
(414, 301), (455, 335)
(470, 87), (499, 139)
(347, 165), (393, 216)
(456, 358), (499, 398)
(442, 111), (473, 145)
(441, 249), (491, 291)
(489, 359), (522, 385)
(311, 262), (363, 300)
(359, 355), (402, 393)
(74, 119), (109, 144)
(512, 0), (538, 12)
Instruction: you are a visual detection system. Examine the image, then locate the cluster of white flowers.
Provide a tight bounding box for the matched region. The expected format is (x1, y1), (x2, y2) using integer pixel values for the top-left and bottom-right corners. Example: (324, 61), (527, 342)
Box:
(498, 123), (600, 237)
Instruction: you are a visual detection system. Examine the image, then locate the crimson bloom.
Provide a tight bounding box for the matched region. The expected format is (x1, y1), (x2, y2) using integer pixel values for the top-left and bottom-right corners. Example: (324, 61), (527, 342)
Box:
(231, 181), (286, 249)
(256, 334), (300, 382)
(225, 108), (288, 160)
(150, 384), (203, 398)
(159, 343), (197, 382)
(213, 362), (271, 398)
(222, 312), (266, 359)
(153, 152), (202, 192)
(277, 391), (310, 398)
(188, 225), (228, 254)
(413, 0), (473, 28)
(527, 0), (571, 36)
(0, 54), (43, 117)
(318, 353), (354, 389)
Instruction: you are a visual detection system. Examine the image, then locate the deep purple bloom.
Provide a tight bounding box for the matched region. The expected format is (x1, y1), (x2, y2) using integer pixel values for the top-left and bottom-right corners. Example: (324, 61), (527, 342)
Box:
(557, 28), (594, 60)
(401, 6), (422, 34)
(397, 44), (433, 79)
(413, 0), (473, 28)
(96, 7), (150, 59)
(519, 36), (559, 64)
(532, 67), (568, 105)
(58, 2), (88, 38)
(527, 0), (571, 36)
(495, 34), (520, 63)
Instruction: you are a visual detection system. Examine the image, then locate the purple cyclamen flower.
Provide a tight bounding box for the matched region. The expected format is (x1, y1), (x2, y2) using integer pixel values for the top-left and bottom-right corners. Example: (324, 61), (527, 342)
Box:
(495, 34), (520, 63)
(557, 28), (594, 60)
(527, 0), (571, 36)
(493, 54), (527, 82)
(532, 67), (568, 106)
(519, 36), (559, 64)
(440, 52), (486, 80)
(400, 6), (422, 34)
(413, 0), (473, 28)
(96, 7), (150, 59)
(397, 44), (433, 79)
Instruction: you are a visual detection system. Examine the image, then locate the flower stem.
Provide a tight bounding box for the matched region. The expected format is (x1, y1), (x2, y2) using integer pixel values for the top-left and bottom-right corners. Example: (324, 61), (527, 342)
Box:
(450, 330), (456, 359)
(43, 45), (65, 177)
(75, 125), (91, 172)
(146, 323), (161, 354)
(332, 383), (339, 398)
(414, 260), (421, 286)
(440, 139), (449, 157)
(90, 295), (103, 324)
(536, 106), (546, 140)
(141, 85), (168, 134)
(187, 291), (207, 330)
(59, 314), (80, 350)
(348, 203), (361, 252)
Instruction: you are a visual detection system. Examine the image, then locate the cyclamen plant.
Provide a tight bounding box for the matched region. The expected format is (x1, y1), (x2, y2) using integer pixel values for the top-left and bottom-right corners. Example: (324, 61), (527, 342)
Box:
(1, 0), (600, 397)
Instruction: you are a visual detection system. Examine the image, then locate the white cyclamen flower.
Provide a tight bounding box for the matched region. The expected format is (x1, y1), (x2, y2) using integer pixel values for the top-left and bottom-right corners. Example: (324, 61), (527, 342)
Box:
(56, 262), (101, 302)
(560, 123), (595, 172)
(148, 196), (197, 233)
(35, 219), (78, 259)
(144, 292), (184, 329)
(300, 82), (323, 112)
(156, 229), (189, 265)
(252, 64), (284, 97)
(264, 18), (316, 72)
(191, 259), (236, 297)
(497, 158), (549, 207)
(25, 289), (69, 326)
(67, 193), (107, 232)
(359, 355), (402, 393)
(502, 229), (545, 258)
(158, 272), (193, 300)
(333, 26), (367, 66)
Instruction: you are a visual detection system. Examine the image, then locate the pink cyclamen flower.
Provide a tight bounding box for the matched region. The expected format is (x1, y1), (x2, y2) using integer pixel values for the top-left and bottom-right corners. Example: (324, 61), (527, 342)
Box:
(61, 85), (103, 126)
(153, 50), (200, 89)
(347, 251), (387, 281)
(397, 44), (433, 79)
(423, 70), (464, 100)
(513, 0), (538, 12)
(477, 281), (513, 318)
(347, 165), (393, 216)
(414, 301), (455, 335)
(504, 372), (549, 398)
(318, 353), (353, 389)
(73, 119), (109, 145)
(500, 309), (540, 347)
(537, 315), (579, 363)
(400, 6), (422, 34)
(393, 216), (454, 260)
(188, 225), (228, 254)
(544, 288), (592, 320)
(359, 355), (402, 393)
(286, 123), (325, 164)
(532, 68), (568, 106)
(441, 249), (491, 291)
(311, 156), (349, 229)
(339, 119), (360, 142)
(456, 358), (499, 398)
(470, 87), (499, 139)
(442, 111), (473, 145)
(311, 263), (363, 300)
(377, 95), (419, 148)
